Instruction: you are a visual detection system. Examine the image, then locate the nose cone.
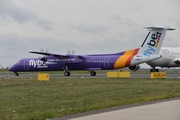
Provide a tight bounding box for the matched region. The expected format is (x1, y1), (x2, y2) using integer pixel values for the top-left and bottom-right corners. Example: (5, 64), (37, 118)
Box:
(9, 64), (23, 72)
(9, 59), (24, 72)
(8, 64), (16, 71)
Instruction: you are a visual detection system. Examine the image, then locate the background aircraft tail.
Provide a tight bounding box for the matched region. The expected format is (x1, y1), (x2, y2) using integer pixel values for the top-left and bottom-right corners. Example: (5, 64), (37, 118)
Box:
(137, 26), (175, 57)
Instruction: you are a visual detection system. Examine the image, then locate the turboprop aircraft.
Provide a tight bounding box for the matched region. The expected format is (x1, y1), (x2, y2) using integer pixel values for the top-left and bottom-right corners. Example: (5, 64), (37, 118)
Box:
(146, 47), (180, 72)
(8, 26), (175, 76)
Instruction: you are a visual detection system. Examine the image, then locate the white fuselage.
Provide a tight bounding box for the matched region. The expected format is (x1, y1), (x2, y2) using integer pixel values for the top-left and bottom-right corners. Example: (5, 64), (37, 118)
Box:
(146, 47), (180, 67)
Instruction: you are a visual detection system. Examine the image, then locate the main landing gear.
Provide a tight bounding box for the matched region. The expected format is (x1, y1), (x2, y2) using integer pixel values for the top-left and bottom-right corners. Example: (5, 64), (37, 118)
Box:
(64, 71), (70, 76)
(90, 71), (96, 76)
(62, 65), (97, 76)
(63, 71), (97, 76)
(150, 67), (159, 72)
(62, 65), (71, 76)
(64, 70), (97, 76)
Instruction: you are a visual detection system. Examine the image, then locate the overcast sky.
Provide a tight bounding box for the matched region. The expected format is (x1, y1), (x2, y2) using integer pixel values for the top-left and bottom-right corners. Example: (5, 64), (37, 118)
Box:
(0, 0), (180, 67)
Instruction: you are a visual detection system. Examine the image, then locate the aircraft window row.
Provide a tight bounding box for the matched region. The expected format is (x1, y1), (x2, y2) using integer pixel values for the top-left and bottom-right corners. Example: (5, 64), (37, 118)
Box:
(84, 60), (108, 63)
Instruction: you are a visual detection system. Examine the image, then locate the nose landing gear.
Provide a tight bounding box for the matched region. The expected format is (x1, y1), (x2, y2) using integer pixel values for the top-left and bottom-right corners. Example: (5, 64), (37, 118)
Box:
(14, 72), (19, 76)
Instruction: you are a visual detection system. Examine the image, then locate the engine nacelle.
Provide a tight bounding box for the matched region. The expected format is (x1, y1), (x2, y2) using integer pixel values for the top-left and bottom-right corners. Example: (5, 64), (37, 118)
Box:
(128, 65), (140, 71)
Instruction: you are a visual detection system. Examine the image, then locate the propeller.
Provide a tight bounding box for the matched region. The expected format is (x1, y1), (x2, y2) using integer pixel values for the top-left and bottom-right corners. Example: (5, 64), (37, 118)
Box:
(67, 49), (75, 55)
(39, 48), (48, 63)
(67, 50), (70, 54)
(72, 49), (75, 55)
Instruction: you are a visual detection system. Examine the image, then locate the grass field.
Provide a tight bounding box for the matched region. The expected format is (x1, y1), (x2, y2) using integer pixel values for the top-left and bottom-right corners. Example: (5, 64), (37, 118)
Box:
(0, 78), (180, 120)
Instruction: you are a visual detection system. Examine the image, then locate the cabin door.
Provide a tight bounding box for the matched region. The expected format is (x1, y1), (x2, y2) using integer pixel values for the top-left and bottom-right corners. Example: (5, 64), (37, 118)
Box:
(23, 60), (29, 70)
(104, 57), (110, 68)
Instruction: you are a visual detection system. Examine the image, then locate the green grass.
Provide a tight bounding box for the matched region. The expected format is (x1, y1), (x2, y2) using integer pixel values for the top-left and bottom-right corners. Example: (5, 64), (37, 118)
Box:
(0, 69), (8, 72)
(0, 78), (180, 120)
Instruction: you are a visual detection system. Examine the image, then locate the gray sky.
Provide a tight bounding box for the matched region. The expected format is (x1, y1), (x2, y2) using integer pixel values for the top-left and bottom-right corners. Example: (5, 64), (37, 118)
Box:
(0, 0), (180, 67)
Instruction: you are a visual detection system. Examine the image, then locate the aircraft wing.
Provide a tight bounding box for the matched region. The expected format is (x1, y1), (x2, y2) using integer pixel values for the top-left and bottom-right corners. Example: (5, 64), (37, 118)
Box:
(29, 51), (69, 58)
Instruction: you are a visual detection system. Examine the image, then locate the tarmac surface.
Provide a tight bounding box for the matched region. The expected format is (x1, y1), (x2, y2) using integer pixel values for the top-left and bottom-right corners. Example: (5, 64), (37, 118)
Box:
(51, 98), (180, 120)
(1, 72), (180, 79)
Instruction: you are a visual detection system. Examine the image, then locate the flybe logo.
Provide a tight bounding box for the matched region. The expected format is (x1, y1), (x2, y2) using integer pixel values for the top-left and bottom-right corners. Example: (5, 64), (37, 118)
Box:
(143, 32), (161, 57)
(29, 59), (48, 68)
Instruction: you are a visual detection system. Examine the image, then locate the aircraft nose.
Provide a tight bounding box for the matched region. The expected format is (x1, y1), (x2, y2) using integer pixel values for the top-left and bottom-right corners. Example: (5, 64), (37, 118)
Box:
(8, 64), (16, 71)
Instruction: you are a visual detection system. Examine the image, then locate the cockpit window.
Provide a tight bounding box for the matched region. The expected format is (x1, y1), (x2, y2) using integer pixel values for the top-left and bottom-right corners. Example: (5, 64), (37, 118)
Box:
(16, 60), (21, 64)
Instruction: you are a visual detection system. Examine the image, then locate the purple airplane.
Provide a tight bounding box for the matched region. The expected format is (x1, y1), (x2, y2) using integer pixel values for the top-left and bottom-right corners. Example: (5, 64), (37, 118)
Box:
(8, 26), (174, 76)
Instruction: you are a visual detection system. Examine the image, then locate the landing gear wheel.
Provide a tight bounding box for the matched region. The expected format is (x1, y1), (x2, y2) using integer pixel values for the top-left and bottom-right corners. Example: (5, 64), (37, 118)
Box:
(150, 69), (154, 73)
(90, 71), (96, 76)
(64, 71), (70, 76)
(14, 72), (19, 76)
(150, 68), (159, 73)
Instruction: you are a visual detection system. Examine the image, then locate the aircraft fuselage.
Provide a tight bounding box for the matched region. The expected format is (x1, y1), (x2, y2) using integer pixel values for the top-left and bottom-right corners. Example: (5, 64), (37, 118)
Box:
(9, 54), (135, 72)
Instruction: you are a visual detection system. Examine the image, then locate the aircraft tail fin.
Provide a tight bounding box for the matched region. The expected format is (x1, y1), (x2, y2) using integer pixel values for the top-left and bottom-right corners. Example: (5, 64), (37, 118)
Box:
(137, 26), (175, 56)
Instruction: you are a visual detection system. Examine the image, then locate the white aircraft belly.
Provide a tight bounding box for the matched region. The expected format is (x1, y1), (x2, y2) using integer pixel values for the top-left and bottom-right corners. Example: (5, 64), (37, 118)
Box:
(167, 61), (180, 67)
(146, 57), (172, 67)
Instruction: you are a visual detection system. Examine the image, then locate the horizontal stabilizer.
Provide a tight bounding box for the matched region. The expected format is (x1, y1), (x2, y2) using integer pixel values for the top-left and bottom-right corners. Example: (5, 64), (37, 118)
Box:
(144, 26), (175, 31)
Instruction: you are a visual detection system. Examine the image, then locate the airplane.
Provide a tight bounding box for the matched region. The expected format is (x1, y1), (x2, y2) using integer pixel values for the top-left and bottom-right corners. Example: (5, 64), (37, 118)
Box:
(146, 47), (180, 72)
(8, 26), (175, 76)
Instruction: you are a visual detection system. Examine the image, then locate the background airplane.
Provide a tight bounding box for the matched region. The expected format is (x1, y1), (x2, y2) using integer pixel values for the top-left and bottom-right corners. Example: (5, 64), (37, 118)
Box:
(146, 47), (180, 72)
(8, 26), (174, 76)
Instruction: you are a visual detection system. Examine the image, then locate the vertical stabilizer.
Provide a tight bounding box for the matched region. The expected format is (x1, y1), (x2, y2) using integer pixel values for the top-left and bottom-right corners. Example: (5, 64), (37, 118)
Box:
(137, 26), (175, 56)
